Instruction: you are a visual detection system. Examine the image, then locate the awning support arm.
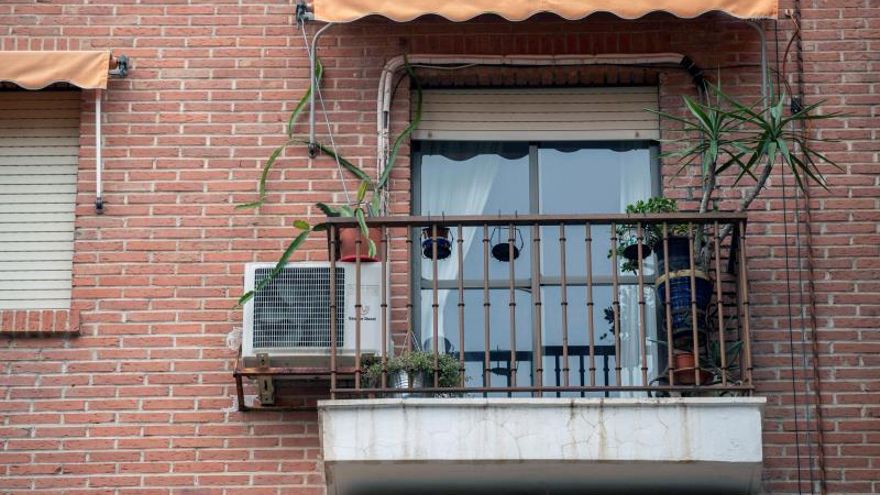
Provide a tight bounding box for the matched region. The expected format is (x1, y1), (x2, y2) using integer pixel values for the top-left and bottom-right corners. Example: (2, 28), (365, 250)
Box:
(95, 89), (103, 214)
(306, 21), (335, 157)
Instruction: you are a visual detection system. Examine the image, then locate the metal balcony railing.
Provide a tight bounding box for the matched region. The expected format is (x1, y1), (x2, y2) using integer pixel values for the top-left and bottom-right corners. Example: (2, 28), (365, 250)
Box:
(323, 212), (752, 399)
(235, 213), (753, 404)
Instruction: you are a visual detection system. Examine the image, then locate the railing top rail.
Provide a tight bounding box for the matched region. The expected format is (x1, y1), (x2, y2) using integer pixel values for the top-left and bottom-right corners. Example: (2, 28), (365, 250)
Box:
(324, 212), (748, 227)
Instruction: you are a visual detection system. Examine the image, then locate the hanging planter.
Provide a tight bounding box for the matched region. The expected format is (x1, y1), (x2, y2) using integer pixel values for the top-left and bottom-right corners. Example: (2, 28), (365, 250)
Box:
(490, 226), (524, 263)
(621, 237), (653, 262)
(421, 226), (453, 260)
(616, 225), (653, 262)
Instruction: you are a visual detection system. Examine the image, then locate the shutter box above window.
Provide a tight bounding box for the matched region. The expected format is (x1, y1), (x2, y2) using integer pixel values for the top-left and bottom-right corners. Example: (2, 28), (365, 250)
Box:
(413, 86), (659, 141)
(0, 90), (79, 310)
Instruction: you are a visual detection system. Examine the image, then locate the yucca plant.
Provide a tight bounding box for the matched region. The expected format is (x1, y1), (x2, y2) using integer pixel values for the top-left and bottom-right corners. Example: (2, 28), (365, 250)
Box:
(237, 58), (423, 306)
(657, 82), (839, 221)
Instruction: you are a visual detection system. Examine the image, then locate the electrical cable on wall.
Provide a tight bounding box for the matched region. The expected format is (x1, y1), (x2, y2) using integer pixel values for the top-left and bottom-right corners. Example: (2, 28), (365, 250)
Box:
(787, 3), (828, 493)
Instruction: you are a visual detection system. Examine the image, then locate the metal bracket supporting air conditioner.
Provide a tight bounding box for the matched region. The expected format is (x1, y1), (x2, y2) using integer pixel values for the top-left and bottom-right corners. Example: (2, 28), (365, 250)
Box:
(256, 353), (276, 405)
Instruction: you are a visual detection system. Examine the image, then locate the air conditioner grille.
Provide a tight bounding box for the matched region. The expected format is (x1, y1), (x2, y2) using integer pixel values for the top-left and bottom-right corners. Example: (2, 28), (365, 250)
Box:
(252, 266), (345, 348)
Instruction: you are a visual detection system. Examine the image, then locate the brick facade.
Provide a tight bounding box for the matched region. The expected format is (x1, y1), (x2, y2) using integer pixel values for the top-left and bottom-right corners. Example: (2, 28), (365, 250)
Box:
(1, 1), (877, 493)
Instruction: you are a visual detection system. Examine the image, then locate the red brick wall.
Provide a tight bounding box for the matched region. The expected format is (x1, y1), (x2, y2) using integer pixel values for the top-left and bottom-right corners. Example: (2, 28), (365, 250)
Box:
(788, 1), (880, 493)
(0, 1), (877, 494)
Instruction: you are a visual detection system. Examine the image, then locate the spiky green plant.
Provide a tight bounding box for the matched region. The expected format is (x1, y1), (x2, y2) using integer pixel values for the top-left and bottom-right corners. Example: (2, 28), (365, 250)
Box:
(655, 83), (840, 220)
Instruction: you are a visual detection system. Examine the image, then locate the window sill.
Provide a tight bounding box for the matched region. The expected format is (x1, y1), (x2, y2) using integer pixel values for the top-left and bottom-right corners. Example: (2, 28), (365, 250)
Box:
(0, 309), (80, 337)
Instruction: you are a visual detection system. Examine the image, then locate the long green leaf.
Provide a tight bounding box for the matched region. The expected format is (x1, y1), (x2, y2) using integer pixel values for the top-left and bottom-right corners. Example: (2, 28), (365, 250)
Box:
(369, 193), (381, 217)
(300, 140), (373, 185)
(236, 228), (312, 307)
(287, 58), (324, 137)
(236, 139), (298, 210)
(315, 202), (341, 217)
(682, 95), (713, 133)
(356, 179), (369, 203)
(354, 208), (376, 257)
(354, 208), (369, 239)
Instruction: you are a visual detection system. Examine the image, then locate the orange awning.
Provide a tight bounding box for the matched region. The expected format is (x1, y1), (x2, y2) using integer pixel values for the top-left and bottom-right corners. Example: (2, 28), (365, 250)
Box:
(313, 0), (777, 22)
(0, 51), (111, 90)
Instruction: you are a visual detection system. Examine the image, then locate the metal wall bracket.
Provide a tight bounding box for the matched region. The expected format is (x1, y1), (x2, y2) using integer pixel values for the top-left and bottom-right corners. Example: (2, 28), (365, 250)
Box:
(109, 55), (130, 78)
(295, 1), (314, 24)
(256, 353), (275, 405)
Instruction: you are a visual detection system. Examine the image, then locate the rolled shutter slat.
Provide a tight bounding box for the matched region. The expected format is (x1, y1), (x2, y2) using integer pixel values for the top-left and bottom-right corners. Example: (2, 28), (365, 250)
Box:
(413, 86), (659, 141)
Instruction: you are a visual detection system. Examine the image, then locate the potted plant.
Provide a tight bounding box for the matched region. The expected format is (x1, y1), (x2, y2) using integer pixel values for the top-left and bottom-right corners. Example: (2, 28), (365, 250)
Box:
(610, 197), (711, 342)
(701, 339), (744, 386)
(655, 81), (838, 231)
(237, 60), (423, 306)
(633, 82), (838, 387)
(363, 350), (461, 396)
(609, 197), (680, 273)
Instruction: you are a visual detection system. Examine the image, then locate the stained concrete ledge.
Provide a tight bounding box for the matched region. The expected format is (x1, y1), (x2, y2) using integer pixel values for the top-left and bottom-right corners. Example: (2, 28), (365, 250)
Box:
(319, 397), (765, 495)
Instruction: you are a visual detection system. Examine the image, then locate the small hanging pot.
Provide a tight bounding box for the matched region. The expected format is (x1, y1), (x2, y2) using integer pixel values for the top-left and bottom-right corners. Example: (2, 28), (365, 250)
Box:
(619, 228), (652, 262)
(622, 241), (653, 261)
(490, 226), (524, 263)
(421, 225), (453, 260)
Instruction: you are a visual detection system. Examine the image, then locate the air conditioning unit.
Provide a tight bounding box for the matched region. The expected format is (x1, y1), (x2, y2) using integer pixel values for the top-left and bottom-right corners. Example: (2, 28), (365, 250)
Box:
(242, 261), (384, 367)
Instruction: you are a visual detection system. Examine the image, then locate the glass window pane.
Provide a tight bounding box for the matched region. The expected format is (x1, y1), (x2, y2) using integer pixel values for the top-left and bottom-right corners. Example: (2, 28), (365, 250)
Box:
(418, 142), (531, 282)
(540, 285), (659, 394)
(419, 288), (532, 390)
(418, 225), (532, 283)
(419, 142), (529, 216)
(538, 144), (654, 278)
(538, 144), (653, 214)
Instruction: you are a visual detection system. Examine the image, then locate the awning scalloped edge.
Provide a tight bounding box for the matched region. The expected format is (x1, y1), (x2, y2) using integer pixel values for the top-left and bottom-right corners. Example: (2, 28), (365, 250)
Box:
(0, 51), (111, 90)
(313, 0), (778, 23)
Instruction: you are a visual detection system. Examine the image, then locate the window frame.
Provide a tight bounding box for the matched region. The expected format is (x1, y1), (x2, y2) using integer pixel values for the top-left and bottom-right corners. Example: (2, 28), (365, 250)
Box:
(411, 139), (661, 289)
(410, 139), (662, 386)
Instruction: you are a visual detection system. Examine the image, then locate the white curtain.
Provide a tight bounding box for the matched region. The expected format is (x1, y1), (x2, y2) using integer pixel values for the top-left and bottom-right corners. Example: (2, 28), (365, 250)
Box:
(617, 153), (654, 395)
(419, 143), (518, 351)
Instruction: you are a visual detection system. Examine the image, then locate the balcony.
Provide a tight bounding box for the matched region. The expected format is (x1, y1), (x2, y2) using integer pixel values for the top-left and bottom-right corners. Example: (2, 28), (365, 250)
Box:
(235, 212), (765, 494)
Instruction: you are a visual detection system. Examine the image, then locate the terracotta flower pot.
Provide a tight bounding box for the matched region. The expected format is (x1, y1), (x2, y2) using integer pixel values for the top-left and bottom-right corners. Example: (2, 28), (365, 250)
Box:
(672, 352), (711, 386)
(338, 227), (383, 262)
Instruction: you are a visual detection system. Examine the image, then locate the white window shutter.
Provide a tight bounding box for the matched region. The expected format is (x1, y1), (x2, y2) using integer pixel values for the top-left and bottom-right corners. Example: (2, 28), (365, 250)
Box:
(414, 86), (659, 141)
(0, 90), (79, 309)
